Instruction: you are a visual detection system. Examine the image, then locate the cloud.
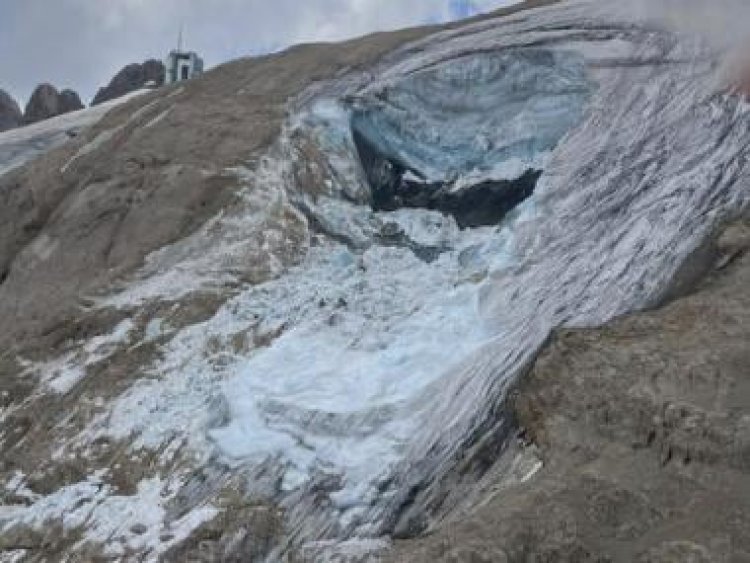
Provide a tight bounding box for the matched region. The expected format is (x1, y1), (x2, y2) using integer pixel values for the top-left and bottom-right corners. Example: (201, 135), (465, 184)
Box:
(0, 0), (516, 106)
(628, 0), (750, 47)
(626, 0), (750, 91)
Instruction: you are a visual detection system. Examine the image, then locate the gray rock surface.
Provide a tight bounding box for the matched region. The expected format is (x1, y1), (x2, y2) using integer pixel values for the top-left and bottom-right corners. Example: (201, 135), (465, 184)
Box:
(0, 91), (146, 179)
(0, 90), (22, 132)
(92, 59), (165, 106)
(23, 83), (83, 124)
(58, 89), (84, 114)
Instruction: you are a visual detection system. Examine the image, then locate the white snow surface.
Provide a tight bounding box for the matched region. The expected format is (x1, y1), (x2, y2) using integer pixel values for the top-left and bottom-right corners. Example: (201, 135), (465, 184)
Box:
(0, 472), (217, 559)
(0, 90), (149, 178)
(7, 0), (750, 556)
(21, 318), (135, 395)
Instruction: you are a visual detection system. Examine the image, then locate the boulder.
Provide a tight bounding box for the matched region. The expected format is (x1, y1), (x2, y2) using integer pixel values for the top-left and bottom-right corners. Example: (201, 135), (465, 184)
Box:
(92, 60), (165, 106)
(23, 84), (84, 125)
(0, 89), (22, 132)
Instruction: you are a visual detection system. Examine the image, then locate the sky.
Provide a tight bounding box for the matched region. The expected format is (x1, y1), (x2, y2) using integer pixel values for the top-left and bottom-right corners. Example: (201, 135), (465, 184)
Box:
(0, 0), (517, 107)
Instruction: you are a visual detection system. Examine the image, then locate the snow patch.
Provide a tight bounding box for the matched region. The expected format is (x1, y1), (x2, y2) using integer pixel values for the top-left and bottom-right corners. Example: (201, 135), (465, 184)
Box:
(0, 473), (216, 559)
(0, 90), (149, 178)
(143, 107), (173, 130)
(23, 319), (135, 395)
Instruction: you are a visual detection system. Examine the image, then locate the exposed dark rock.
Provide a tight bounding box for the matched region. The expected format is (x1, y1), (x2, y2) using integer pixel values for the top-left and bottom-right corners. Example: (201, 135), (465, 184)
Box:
(352, 124), (540, 228)
(161, 492), (283, 563)
(23, 84), (84, 125)
(0, 89), (22, 132)
(402, 172), (541, 229)
(92, 60), (165, 106)
(58, 89), (84, 114)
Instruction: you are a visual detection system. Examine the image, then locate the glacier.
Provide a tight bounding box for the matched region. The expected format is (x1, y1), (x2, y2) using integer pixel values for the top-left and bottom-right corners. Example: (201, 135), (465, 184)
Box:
(2, 0), (749, 559)
(0, 90), (149, 178)
(349, 49), (591, 185)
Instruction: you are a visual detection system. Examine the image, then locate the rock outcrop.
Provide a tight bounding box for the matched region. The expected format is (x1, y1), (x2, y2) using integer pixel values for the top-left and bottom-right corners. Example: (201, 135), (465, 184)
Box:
(0, 90), (22, 132)
(92, 59), (165, 106)
(58, 89), (84, 113)
(23, 84), (84, 124)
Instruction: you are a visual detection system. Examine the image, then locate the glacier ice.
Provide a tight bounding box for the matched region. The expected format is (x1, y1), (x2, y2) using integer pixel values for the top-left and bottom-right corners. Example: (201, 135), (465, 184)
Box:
(305, 49), (592, 227)
(201, 48), (594, 525)
(212, 11), (749, 542)
(0, 90), (149, 177)
(349, 49), (591, 185)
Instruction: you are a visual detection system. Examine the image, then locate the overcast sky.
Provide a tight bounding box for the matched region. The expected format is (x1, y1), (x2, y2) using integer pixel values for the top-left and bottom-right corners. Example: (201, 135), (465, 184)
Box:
(0, 0), (516, 107)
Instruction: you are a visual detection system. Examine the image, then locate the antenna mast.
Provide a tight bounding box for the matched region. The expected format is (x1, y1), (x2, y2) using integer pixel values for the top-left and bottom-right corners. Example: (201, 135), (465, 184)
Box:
(177, 23), (184, 52)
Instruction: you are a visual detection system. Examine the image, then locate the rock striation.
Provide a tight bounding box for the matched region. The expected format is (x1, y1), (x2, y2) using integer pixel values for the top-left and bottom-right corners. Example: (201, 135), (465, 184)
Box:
(0, 90), (22, 132)
(92, 60), (165, 106)
(23, 83), (84, 124)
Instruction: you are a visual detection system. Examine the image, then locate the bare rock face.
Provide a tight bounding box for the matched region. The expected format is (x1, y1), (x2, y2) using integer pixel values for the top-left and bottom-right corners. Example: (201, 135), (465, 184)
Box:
(23, 84), (84, 124)
(0, 0), (748, 561)
(92, 59), (165, 106)
(23, 84), (59, 124)
(58, 89), (84, 114)
(0, 90), (22, 132)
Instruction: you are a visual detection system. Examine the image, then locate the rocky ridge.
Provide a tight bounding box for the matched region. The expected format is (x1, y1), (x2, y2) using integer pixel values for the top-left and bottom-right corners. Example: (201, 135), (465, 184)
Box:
(0, 90), (22, 132)
(23, 83), (84, 125)
(0, 0), (748, 561)
(92, 60), (165, 106)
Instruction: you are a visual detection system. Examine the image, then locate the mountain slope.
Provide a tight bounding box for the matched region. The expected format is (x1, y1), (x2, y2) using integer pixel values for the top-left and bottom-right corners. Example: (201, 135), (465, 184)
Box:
(392, 215), (750, 562)
(92, 60), (165, 106)
(0, 1), (748, 561)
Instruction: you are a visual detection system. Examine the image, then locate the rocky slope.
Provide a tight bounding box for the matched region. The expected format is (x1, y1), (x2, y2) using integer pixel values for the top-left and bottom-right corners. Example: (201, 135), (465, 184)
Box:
(23, 84), (84, 125)
(0, 0), (748, 561)
(0, 90), (22, 133)
(92, 60), (165, 106)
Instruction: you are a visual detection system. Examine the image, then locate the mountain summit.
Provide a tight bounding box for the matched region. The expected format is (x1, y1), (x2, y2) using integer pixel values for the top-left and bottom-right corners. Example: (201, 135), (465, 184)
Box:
(0, 90), (22, 132)
(23, 83), (83, 124)
(92, 60), (165, 106)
